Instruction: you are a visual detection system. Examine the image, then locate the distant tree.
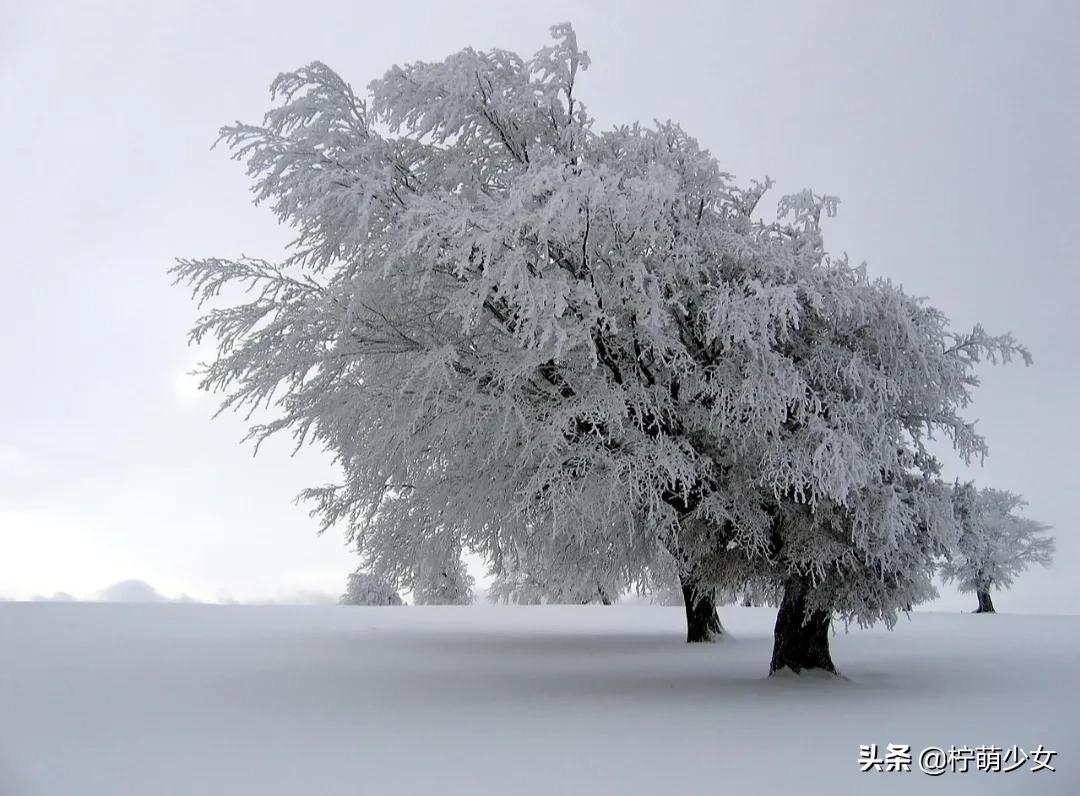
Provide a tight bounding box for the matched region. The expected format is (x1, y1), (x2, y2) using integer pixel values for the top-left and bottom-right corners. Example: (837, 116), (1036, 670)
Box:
(487, 530), (624, 605)
(642, 548), (689, 608)
(341, 570), (403, 606)
(736, 582), (769, 608)
(486, 569), (546, 605)
(488, 558), (620, 605)
(943, 484), (1054, 614)
(410, 537), (475, 605)
(648, 586), (685, 608)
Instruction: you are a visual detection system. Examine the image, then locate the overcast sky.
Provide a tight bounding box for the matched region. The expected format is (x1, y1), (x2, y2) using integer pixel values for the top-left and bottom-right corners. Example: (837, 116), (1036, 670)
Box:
(1, 0), (1076, 609)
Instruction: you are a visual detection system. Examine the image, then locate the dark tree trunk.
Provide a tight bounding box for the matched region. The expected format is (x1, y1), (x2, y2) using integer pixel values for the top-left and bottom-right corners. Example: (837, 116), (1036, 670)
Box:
(680, 575), (724, 642)
(597, 584), (613, 605)
(769, 578), (836, 675)
(974, 589), (995, 613)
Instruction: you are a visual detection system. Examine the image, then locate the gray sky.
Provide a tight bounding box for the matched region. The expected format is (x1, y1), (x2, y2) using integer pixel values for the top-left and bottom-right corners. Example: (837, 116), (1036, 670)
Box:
(1, 0), (1076, 610)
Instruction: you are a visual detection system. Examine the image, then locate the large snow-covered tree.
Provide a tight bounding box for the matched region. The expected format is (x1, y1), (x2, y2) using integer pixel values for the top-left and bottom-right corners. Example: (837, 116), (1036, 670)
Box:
(173, 24), (1029, 674)
(943, 484), (1054, 613)
(172, 23), (769, 642)
(716, 267), (1031, 673)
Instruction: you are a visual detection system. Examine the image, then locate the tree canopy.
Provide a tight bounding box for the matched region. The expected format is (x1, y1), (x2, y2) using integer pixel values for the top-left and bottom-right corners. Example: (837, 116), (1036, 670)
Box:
(174, 24), (1032, 673)
(942, 484), (1054, 612)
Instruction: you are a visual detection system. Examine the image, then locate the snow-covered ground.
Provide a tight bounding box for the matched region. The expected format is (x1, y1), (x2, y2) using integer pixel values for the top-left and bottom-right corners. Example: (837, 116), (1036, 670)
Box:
(0, 603), (1074, 795)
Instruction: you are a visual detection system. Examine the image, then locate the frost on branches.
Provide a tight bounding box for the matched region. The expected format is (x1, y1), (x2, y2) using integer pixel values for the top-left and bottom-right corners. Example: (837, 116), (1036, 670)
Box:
(410, 536), (475, 605)
(341, 570), (403, 606)
(943, 484), (1054, 613)
(487, 534), (623, 605)
(173, 24), (1031, 674)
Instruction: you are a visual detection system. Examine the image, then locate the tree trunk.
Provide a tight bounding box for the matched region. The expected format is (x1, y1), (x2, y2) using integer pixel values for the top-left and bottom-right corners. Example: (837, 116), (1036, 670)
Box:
(598, 584), (613, 605)
(769, 577), (836, 675)
(680, 575), (724, 642)
(974, 589), (996, 614)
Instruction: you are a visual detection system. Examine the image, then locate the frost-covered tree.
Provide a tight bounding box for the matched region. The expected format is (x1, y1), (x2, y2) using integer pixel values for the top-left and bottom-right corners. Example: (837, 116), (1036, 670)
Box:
(341, 570), (403, 606)
(487, 570), (615, 605)
(410, 536), (475, 605)
(689, 262), (1029, 673)
(340, 499), (475, 604)
(629, 244), (1029, 671)
(171, 24), (760, 643)
(943, 484), (1054, 613)
(173, 24), (1029, 674)
(487, 534), (623, 604)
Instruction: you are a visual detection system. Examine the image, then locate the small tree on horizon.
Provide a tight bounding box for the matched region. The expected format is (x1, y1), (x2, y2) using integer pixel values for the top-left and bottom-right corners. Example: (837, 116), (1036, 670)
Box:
(410, 538), (475, 606)
(943, 484), (1054, 614)
(341, 570), (404, 606)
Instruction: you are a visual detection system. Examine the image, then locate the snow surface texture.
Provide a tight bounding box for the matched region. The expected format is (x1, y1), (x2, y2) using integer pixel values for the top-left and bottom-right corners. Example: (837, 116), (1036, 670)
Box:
(0, 604), (1074, 795)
